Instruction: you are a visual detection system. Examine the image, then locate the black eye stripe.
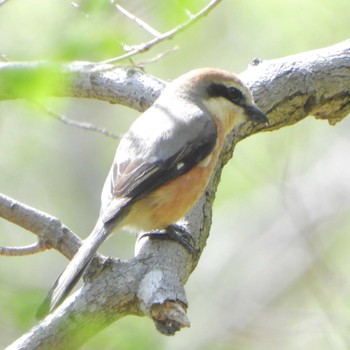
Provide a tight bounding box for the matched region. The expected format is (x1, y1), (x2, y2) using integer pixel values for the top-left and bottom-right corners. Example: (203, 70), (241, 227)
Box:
(207, 83), (245, 105)
(227, 87), (243, 103)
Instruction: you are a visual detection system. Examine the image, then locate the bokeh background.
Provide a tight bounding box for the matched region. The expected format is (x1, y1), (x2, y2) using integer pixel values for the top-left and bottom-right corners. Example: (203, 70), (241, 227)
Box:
(1, 0), (350, 349)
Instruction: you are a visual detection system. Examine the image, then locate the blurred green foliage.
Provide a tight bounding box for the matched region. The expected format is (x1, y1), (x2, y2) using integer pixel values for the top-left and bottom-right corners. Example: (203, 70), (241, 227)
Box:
(0, 65), (63, 100)
(1, 0), (350, 349)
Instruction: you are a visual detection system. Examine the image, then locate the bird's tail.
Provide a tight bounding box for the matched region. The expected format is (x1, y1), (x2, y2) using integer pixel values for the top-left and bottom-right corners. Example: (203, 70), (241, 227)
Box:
(37, 219), (113, 319)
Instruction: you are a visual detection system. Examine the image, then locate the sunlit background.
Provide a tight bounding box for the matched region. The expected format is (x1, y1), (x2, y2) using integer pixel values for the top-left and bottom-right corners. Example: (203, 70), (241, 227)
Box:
(1, 0), (350, 349)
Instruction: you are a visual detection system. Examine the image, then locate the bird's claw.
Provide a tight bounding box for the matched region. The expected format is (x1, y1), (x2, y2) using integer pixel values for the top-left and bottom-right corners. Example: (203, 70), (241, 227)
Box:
(141, 224), (198, 255)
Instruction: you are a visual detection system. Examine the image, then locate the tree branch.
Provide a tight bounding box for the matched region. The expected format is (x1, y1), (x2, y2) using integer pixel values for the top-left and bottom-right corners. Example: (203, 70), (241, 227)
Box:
(0, 241), (49, 256)
(2, 40), (350, 349)
(0, 61), (166, 111)
(0, 0), (11, 6)
(113, 3), (161, 37)
(0, 193), (81, 260)
(33, 101), (120, 140)
(101, 0), (223, 64)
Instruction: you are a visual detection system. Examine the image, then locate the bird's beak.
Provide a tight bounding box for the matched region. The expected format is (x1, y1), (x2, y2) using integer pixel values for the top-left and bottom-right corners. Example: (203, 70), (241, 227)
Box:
(245, 104), (269, 125)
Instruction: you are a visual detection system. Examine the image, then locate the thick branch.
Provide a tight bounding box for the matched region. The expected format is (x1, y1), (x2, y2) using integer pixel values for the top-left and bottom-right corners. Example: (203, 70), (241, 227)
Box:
(0, 61), (166, 111)
(2, 40), (350, 349)
(1, 40), (349, 123)
(240, 40), (350, 129)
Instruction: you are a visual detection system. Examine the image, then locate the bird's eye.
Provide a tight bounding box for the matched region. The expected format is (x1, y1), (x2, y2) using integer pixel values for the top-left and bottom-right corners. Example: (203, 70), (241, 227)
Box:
(228, 87), (243, 104)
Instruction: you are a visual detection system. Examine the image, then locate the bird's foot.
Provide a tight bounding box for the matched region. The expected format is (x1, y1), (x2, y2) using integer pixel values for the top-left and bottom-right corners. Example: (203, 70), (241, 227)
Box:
(141, 224), (198, 255)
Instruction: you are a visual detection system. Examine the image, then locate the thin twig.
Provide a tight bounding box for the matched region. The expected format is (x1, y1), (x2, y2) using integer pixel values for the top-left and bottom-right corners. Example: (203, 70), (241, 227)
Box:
(0, 193), (82, 259)
(33, 102), (121, 140)
(0, 241), (50, 256)
(113, 3), (161, 37)
(136, 46), (179, 66)
(0, 0), (11, 6)
(100, 0), (222, 64)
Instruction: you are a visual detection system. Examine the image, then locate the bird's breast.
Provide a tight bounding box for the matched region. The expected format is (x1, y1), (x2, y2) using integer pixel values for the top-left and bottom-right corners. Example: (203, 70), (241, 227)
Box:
(122, 113), (226, 232)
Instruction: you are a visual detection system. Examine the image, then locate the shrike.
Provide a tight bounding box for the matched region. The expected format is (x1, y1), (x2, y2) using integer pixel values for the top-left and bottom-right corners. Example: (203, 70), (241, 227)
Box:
(40, 68), (268, 316)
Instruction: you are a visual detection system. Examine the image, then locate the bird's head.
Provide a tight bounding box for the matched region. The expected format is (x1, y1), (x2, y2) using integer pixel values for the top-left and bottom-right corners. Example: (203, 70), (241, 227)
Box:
(170, 68), (268, 134)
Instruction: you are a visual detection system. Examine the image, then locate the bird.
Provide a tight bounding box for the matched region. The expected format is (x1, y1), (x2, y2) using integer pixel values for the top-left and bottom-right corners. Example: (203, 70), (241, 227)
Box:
(38, 67), (268, 317)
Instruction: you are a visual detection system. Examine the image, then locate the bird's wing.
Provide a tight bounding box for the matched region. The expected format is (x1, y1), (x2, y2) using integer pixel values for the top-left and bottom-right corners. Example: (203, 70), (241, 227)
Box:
(101, 107), (217, 223)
